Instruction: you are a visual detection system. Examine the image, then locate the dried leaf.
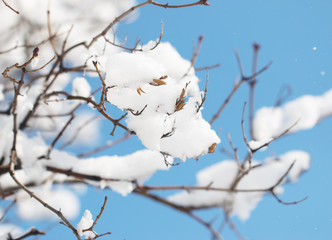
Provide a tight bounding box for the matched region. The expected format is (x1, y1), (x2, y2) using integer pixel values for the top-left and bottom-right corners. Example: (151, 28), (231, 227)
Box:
(137, 87), (145, 95)
(208, 143), (217, 153)
(152, 79), (167, 85)
(175, 99), (186, 112)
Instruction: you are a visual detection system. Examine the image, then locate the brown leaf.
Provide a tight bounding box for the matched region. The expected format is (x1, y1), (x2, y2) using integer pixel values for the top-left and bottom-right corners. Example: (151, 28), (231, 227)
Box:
(208, 143), (217, 153)
(137, 87), (145, 95)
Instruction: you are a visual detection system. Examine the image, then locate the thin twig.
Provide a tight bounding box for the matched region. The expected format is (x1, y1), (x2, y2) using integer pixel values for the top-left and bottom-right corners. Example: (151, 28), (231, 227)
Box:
(0, 199), (16, 222)
(196, 70), (209, 113)
(2, 0), (19, 14)
(209, 50), (272, 125)
(248, 43), (260, 139)
(77, 133), (131, 158)
(83, 196), (111, 237)
(227, 133), (244, 172)
(47, 10), (58, 54)
(134, 187), (223, 240)
(9, 228), (45, 240)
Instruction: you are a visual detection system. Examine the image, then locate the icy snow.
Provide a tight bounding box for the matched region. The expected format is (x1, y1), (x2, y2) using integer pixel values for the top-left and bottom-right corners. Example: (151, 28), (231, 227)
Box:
(105, 41), (220, 160)
(77, 210), (95, 238)
(168, 151), (310, 220)
(253, 89), (332, 140)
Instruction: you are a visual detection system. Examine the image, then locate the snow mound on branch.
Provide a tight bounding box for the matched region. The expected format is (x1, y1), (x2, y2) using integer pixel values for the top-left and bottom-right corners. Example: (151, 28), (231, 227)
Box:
(48, 149), (173, 196)
(105, 41), (220, 160)
(168, 151), (310, 220)
(0, 0), (137, 71)
(16, 188), (80, 221)
(253, 89), (332, 141)
(77, 210), (95, 238)
(0, 224), (23, 239)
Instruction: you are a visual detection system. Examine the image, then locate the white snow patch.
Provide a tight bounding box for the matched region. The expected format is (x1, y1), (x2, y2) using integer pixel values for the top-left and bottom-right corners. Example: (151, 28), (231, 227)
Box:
(253, 89), (332, 140)
(77, 210), (95, 238)
(168, 150), (310, 220)
(16, 188), (80, 221)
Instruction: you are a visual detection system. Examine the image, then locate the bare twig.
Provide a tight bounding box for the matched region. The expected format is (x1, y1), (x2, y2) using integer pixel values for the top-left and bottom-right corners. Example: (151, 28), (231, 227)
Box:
(47, 10), (58, 54)
(227, 133), (244, 172)
(44, 90), (134, 135)
(44, 113), (76, 158)
(45, 166), (135, 183)
(2, 0), (19, 14)
(209, 50), (272, 125)
(134, 187), (223, 240)
(77, 133), (131, 158)
(241, 102), (253, 164)
(0, 199), (16, 222)
(248, 43), (260, 138)
(88, 0), (209, 48)
(8, 228), (45, 240)
(83, 196), (111, 237)
(93, 61), (107, 110)
(150, 20), (164, 50)
(7, 55), (80, 239)
(249, 120), (299, 154)
(60, 116), (100, 150)
(195, 63), (220, 72)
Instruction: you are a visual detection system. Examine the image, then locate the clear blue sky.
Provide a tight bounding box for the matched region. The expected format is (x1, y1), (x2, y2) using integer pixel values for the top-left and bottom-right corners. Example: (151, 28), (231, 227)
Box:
(15, 1), (332, 239)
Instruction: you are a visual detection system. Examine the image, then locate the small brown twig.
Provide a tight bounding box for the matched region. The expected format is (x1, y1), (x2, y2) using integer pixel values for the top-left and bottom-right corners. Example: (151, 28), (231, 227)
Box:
(44, 113), (76, 159)
(0, 199), (16, 222)
(47, 10), (58, 55)
(248, 43), (260, 139)
(209, 50), (272, 125)
(241, 102), (253, 165)
(45, 166), (135, 183)
(268, 161), (308, 205)
(83, 196), (111, 237)
(134, 187), (223, 240)
(150, 20), (164, 50)
(92, 61), (107, 110)
(274, 85), (292, 107)
(227, 133), (244, 172)
(184, 35), (204, 77)
(43, 90), (134, 135)
(88, 0), (209, 48)
(104, 35), (142, 52)
(7, 228), (45, 240)
(59, 116), (100, 150)
(7, 53), (80, 239)
(25, 55), (57, 73)
(150, 0), (210, 8)
(77, 133), (131, 158)
(195, 63), (221, 72)
(196, 70), (209, 113)
(2, 0), (19, 14)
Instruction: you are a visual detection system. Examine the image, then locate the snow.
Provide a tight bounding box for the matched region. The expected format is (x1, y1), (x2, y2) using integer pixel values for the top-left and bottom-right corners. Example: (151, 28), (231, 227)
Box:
(77, 210), (95, 238)
(47, 149), (173, 196)
(106, 41), (220, 160)
(0, 224), (23, 240)
(0, 84), (4, 101)
(72, 77), (91, 97)
(0, 0), (322, 235)
(16, 187), (80, 221)
(168, 150), (310, 220)
(61, 111), (100, 148)
(253, 89), (332, 140)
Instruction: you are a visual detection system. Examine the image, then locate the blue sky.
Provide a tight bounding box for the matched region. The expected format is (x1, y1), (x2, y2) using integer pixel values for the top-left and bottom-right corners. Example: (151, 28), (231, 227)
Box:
(9, 1), (332, 239)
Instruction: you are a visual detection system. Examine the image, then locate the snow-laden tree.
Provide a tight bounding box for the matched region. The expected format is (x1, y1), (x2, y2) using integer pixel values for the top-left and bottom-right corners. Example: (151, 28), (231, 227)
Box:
(0, 1), (331, 239)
